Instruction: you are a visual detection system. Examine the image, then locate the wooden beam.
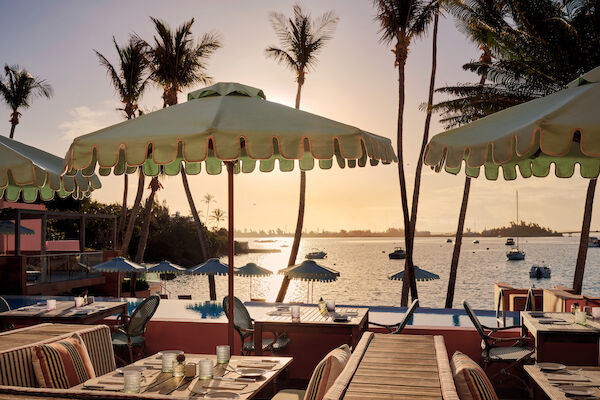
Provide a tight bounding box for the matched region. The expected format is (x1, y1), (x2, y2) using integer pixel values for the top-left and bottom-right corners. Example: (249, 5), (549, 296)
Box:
(14, 210), (21, 256)
(79, 216), (86, 252)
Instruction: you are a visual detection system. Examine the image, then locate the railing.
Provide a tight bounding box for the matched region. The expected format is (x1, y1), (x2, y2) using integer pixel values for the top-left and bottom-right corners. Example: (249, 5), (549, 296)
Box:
(23, 251), (104, 285)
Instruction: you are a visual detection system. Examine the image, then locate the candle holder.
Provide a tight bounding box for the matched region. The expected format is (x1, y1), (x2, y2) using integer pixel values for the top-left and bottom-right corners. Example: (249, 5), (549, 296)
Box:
(123, 370), (141, 393)
(173, 354), (185, 377)
(216, 345), (230, 364)
(161, 351), (183, 373)
(198, 359), (214, 380)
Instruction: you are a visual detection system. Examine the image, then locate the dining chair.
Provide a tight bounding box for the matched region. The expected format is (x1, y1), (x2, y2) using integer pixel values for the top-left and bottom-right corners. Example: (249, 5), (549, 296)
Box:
(222, 296), (290, 355)
(463, 300), (534, 386)
(369, 299), (419, 333)
(111, 295), (160, 364)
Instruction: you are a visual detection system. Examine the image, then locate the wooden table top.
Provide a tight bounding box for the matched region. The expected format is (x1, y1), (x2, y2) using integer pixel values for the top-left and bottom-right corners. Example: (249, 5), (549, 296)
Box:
(525, 365), (600, 399)
(343, 334), (443, 400)
(0, 323), (94, 352)
(522, 312), (600, 335)
(0, 301), (126, 324)
(255, 306), (368, 326)
(72, 353), (293, 399)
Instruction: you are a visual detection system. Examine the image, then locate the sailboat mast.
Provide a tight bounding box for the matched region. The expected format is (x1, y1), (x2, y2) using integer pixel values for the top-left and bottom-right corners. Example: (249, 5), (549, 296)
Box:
(516, 190), (519, 248)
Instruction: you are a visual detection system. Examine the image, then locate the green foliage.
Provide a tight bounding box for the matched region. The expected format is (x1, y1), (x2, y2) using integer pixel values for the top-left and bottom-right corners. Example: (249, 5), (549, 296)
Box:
(0, 64), (53, 112)
(481, 221), (562, 237)
(122, 278), (149, 292)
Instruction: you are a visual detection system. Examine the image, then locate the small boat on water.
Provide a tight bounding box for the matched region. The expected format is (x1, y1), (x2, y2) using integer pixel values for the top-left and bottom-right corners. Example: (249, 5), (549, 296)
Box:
(507, 247), (526, 261)
(529, 264), (551, 278)
(505, 238), (515, 246)
(306, 249), (327, 259)
(446, 239), (452, 243)
(388, 247), (406, 260)
(473, 240), (480, 244)
(589, 237), (600, 247)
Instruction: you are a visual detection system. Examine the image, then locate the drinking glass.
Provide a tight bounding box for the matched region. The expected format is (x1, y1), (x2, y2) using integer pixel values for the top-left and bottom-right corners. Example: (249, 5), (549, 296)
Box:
(123, 370), (141, 393)
(161, 351), (182, 373)
(216, 345), (230, 364)
(198, 359), (214, 379)
(46, 299), (56, 311)
(326, 300), (336, 313)
(291, 305), (301, 322)
(575, 309), (587, 325)
(74, 297), (84, 308)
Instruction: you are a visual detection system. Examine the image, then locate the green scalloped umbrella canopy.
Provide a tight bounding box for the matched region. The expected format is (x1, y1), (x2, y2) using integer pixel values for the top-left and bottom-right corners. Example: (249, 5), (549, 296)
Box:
(0, 136), (100, 202)
(234, 262), (273, 277)
(146, 260), (186, 273)
(62, 82), (397, 351)
(188, 258), (229, 276)
(90, 257), (145, 273)
(389, 266), (439, 282)
(0, 221), (34, 235)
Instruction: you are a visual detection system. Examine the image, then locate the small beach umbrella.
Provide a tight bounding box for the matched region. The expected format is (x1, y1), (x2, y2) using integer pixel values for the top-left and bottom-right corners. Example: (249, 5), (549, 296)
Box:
(188, 258), (229, 301)
(62, 82), (396, 350)
(389, 266), (440, 282)
(278, 260), (340, 302)
(424, 66), (600, 294)
(0, 221), (34, 235)
(90, 257), (146, 298)
(147, 261), (187, 296)
(235, 262), (273, 300)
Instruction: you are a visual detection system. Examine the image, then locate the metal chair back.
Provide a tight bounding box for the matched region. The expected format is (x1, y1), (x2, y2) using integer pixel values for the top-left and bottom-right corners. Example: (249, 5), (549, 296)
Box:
(127, 295), (160, 337)
(525, 288), (536, 311)
(0, 297), (9, 313)
(222, 296), (253, 340)
(464, 300), (491, 351)
(393, 299), (419, 334)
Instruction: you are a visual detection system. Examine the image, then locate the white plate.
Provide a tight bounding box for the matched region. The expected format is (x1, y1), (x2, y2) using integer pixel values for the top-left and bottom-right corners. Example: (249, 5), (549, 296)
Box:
(237, 368), (266, 378)
(559, 386), (596, 396)
(116, 366), (146, 374)
(205, 392), (240, 399)
(537, 362), (566, 371)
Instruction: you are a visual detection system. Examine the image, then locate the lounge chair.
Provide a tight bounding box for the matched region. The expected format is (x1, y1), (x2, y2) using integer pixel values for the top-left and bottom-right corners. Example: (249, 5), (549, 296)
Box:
(463, 300), (534, 386)
(222, 296), (290, 355)
(111, 294), (160, 364)
(369, 299), (418, 333)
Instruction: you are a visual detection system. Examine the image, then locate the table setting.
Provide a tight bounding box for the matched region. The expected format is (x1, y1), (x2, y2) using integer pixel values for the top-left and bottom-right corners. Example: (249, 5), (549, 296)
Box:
(535, 363), (600, 399)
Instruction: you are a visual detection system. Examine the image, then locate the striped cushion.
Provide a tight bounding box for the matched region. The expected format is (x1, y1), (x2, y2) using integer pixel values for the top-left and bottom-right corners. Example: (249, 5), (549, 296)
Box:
(32, 334), (96, 389)
(77, 325), (116, 376)
(450, 351), (498, 400)
(304, 344), (351, 400)
(0, 346), (38, 387)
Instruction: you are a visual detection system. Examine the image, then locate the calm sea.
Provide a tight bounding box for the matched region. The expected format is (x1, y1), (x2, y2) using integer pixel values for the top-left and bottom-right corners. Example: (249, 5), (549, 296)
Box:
(162, 236), (600, 310)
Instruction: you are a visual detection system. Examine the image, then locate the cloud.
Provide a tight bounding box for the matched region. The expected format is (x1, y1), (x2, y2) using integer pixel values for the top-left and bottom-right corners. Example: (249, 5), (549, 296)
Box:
(58, 101), (121, 141)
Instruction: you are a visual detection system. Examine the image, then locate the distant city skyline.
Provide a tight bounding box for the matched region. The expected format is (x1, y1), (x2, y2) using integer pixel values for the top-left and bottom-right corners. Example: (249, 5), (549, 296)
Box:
(0, 0), (597, 233)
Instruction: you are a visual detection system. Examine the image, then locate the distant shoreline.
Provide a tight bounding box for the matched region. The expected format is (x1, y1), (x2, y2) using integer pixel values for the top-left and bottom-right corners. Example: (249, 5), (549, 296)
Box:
(236, 233), (564, 238)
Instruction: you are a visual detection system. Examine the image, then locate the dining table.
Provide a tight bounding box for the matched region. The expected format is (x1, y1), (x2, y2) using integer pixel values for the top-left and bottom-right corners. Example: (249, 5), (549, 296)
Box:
(0, 300), (127, 326)
(252, 306), (369, 356)
(521, 311), (600, 365)
(525, 364), (600, 400)
(72, 353), (293, 399)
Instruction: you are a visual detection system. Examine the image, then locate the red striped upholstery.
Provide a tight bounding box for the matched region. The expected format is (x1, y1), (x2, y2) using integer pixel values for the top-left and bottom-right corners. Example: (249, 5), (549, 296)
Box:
(32, 334), (95, 389)
(304, 344), (351, 400)
(450, 351), (499, 400)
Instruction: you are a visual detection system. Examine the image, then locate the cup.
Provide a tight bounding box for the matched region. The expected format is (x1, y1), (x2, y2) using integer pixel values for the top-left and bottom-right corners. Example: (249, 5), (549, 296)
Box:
(216, 345), (230, 364)
(198, 359), (214, 379)
(46, 299), (56, 311)
(326, 300), (336, 313)
(593, 307), (600, 320)
(74, 297), (84, 308)
(575, 309), (587, 325)
(291, 305), (301, 322)
(87, 296), (95, 304)
(161, 351), (182, 373)
(123, 369), (141, 393)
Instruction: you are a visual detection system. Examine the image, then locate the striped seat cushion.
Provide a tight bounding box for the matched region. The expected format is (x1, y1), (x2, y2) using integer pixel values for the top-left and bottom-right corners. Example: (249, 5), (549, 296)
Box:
(450, 351), (499, 400)
(77, 325), (116, 376)
(304, 344), (351, 400)
(32, 334), (96, 389)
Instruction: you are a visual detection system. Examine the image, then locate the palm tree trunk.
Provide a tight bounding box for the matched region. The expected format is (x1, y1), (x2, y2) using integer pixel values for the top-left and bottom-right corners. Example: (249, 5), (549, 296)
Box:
(276, 81), (305, 303)
(445, 177), (471, 308)
(181, 169), (210, 260)
(9, 111), (18, 139)
(573, 178), (597, 294)
(118, 174), (128, 247)
(9, 123), (16, 139)
(135, 177), (158, 264)
(406, 10), (439, 302)
(121, 169), (145, 254)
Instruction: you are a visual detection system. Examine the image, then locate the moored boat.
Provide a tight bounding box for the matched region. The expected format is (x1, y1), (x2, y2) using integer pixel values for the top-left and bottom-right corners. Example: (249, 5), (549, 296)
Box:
(388, 247), (406, 259)
(446, 238), (452, 243)
(529, 264), (551, 278)
(589, 237), (600, 247)
(306, 249), (327, 259)
(507, 247), (526, 261)
(505, 238), (515, 246)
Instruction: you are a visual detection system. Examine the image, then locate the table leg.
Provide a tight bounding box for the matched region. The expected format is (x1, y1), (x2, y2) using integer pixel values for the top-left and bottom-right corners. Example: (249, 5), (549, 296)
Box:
(254, 323), (263, 356)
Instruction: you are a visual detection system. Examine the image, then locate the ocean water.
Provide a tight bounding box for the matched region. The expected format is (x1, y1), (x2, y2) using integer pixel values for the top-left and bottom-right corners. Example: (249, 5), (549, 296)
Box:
(160, 236), (600, 310)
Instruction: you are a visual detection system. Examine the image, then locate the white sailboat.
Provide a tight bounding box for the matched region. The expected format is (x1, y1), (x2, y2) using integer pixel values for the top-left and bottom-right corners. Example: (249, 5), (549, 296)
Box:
(507, 191), (526, 261)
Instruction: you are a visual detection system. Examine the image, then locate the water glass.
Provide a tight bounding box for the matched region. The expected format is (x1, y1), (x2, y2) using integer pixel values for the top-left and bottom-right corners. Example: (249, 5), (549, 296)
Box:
(46, 299), (56, 311)
(575, 309), (587, 325)
(216, 345), (230, 364)
(198, 359), (214, 379)
(123, 370), (141, 393)
(291, 305), (301, 322)
(173, 360), (185, 377)
(161, 351), (182, 373)
(326, 300), (336, 313)
(74, 297), (84, 308)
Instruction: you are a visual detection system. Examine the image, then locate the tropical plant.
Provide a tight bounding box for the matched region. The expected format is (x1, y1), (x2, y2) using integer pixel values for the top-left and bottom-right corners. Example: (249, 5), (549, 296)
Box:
(95, 36), (151, 250)
(265, 4), (339, 302)
(0, 65), (53, 138)
(203, 193), (215, 224)
(210, 208), (226, 229)
(373, 0), (438, 306)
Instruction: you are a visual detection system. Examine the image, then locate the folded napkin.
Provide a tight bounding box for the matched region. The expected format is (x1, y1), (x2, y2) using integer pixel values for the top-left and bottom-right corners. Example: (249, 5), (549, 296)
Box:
(235, 361), (278, 370)
(546, 374), (592, 382)
(202, 380), (247, 390)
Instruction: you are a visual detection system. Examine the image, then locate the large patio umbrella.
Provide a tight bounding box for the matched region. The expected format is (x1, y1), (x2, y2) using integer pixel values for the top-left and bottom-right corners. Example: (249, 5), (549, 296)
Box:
(187, 258), (229, 301)
(62, 82), (397, 350)
(424, 66), (600, 294)
(0, 135), (100, 203)
(278, 260), (340, 302)
(235, 262), (273, 300)
(90, 257), (146, 298)
(389, 266), (440, 282)
(147, 260), (186, 296)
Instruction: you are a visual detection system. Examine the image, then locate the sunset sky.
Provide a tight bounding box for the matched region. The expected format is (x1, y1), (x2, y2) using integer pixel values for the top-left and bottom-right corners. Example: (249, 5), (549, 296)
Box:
(0, 0), (595, 234)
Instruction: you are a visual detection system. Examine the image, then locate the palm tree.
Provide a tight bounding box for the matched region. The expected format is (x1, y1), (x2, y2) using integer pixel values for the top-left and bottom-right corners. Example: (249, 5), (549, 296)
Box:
(265, 4), (339, 302)
(95, 36), (151, 249)
(373, 0), (438, 306)
(210, 208), (226, 229)
(0, 65), (53, 138)
(203, 193), (215, 224)
(135, 176), (163, 264)
(137, 17), (221, 264)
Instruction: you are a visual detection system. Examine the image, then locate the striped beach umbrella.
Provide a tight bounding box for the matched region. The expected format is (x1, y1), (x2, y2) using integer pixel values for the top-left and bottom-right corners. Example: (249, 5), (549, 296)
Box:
(389, 266), (440, 282)
(279, 260), (340, 302)
(235, 263), (273, 300)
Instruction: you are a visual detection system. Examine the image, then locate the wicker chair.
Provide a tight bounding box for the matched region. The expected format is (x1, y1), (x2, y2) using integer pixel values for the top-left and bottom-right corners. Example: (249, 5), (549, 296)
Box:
(0, 297), (13, 331)
(370, 299), (419, 334)
(463, 300), (534, 385)
(222, 296), (290, 355)
(112, 295), (160, 363)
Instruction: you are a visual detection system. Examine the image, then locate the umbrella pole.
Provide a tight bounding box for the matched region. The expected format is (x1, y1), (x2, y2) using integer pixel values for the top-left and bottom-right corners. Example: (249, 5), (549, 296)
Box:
(226, 162), (235, 352)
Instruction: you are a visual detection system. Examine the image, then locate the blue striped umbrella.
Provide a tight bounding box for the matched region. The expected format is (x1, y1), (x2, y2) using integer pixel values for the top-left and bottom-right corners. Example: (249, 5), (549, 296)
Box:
(235, 263), (273, 300)
(91, 257), (145, 273)
(278, 260), (340, 302)
(389, 266), (440, 282)
(147, 260), (186, 273)
(0, 221), (34, 235)
(188, 258), (229, 276)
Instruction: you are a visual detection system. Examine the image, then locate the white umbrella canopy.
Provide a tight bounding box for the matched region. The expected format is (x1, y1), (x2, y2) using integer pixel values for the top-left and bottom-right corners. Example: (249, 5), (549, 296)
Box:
(279, 260), (340, 302)
(90, 257), (145, 273)
(235, 262), (273, 300)
(146, 260), (186, 273)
